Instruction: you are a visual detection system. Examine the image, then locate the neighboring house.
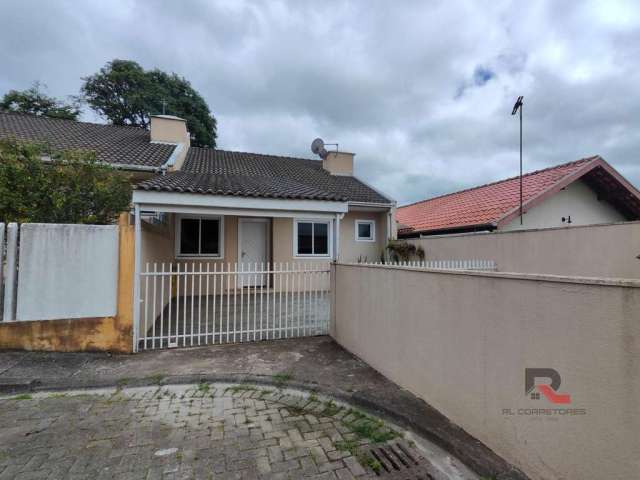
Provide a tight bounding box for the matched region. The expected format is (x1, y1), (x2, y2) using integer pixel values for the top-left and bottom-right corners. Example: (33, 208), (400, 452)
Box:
(397, 157), (640, 237)
(0, 112), (396, 265)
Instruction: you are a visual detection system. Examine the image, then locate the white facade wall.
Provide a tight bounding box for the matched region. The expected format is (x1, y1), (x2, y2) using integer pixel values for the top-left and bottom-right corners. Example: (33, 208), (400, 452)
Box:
(15, 224), (119, 321)
(502, 179), (625, 231)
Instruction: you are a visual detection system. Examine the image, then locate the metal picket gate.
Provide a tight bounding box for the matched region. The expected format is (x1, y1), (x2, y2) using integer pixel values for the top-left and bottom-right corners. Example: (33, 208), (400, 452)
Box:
(136, 262), (331, 350)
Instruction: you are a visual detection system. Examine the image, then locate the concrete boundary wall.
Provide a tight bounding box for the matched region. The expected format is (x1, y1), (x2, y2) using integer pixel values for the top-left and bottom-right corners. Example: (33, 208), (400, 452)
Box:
(0, 216), (134, 352)
(406, 221), (640, 278)
(331, 263), (640, 480)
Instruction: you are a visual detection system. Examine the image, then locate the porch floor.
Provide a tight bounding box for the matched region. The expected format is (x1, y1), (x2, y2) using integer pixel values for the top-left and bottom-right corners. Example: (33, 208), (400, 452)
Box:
(139, 291), (330, 349)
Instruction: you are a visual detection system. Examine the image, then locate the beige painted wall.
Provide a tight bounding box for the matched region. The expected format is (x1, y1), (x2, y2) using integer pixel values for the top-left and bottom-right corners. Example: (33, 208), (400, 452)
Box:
(502, 179), (625, 231)
(332, 264), (640, 480)
(322, 151), (354, 175)
(143, 211), (393, 270)
(339, 211), (388, 262)
(408, 221), (640, 278)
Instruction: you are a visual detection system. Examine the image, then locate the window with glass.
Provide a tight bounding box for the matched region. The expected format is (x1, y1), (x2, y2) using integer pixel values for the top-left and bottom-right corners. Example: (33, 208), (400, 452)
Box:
(355, 220), (375, 242)
(295, 220), (330, 256)
(177, 216), (223, 257)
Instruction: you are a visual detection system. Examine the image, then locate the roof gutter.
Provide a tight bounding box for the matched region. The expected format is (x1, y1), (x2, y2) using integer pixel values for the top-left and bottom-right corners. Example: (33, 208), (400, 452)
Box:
(40, 154), (161, 173)
(400, 222), (497, 238)
(107, 162), (161, 173)
(348, 201), (396, 208)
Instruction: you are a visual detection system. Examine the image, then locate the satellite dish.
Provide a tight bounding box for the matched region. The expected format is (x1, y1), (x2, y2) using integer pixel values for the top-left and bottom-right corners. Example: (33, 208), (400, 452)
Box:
(311, 137), (329, 159)
(311, 138), (324, 155)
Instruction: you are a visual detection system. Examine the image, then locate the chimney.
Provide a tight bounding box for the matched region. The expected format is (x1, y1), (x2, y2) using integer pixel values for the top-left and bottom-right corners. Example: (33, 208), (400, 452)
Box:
(150, 115), (191, 170)
(322, 151), (354, 176)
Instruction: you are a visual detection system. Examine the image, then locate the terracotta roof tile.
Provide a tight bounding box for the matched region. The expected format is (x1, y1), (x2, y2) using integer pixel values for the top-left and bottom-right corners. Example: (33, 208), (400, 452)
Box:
(397, 157), (599, 234)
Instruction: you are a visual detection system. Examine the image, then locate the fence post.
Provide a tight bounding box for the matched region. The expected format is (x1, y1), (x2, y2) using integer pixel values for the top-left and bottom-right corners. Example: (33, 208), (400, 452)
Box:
(3, 223), (18, 321)
(329, 261), (337, 338)
(132, 205), (141, 353)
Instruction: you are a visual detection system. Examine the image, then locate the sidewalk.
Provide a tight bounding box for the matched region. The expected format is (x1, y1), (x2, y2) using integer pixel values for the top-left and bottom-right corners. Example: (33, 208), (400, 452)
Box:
(0, 336), (526, 480)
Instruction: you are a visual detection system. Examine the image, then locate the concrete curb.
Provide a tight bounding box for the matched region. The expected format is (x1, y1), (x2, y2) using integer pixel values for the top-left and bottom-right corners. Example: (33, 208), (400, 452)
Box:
(0, 373), (528, 480)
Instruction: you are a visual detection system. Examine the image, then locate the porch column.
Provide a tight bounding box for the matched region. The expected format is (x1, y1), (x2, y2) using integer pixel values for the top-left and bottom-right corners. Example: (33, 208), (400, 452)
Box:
(333, 213), (343, 262)
(132, 204), (141, 353)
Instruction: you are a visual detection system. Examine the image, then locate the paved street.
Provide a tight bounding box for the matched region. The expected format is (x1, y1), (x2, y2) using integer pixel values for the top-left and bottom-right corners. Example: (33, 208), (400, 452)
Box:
(0, 337), (523, 479)
(0, 384), (476, 480)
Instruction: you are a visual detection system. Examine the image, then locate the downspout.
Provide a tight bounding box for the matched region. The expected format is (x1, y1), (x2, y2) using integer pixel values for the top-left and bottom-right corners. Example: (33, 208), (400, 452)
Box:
(334, 213), (345, 262)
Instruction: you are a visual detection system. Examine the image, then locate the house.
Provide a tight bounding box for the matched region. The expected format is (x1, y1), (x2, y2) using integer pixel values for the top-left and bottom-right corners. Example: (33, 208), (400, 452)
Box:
(396, 157), (640, 237)
(0, 112), (396, 266)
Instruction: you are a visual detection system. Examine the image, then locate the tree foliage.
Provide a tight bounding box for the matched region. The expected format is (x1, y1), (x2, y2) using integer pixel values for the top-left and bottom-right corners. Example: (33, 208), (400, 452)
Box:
(0, 82), (80, 120)
(0, 139), (132, 224)
(81, 59), (217, 147)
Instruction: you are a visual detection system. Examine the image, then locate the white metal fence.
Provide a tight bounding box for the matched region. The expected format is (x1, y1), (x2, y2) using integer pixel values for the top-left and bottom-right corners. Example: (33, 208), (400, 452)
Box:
(137, 262), (331, 350)
(357, 259), (497, 271)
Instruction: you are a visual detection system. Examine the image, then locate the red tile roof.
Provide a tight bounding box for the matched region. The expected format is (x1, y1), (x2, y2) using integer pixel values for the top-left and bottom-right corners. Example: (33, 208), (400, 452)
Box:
(397, 156), (621, 235)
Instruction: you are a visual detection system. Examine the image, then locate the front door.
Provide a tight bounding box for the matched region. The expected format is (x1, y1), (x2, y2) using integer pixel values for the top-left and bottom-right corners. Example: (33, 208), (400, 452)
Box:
(238, 218), (269, 286)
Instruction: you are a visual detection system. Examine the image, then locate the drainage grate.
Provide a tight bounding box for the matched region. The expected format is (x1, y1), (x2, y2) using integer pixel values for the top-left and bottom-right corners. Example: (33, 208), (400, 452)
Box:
(362, 440), (445, 479)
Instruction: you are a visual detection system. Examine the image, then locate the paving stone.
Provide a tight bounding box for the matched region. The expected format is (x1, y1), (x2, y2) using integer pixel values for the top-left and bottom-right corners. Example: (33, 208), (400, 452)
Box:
(343, 457), (367, 477)
(0, 385), (387, 480)
(335, 468), (355, 480)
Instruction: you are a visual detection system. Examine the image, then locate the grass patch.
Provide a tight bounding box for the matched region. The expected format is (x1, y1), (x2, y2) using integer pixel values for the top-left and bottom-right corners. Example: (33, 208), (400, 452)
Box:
(225, 384), (258, 394)
(286, 404), (307, 417)
(321, 400), (342, 417)
(47, 393), (67, 399)
(11, 394), (32, 401)
(334, 439), (359, 453)
(197, 382), (210, 393)
(258, 389), (273, 398)
(272, 371), (293, 387)
(358, 452), (382, 474)
(116, 378), (130, 389)
(335, 439), (382, 475)
(340, 408), (399, 443)
(146, 373), (166, 385)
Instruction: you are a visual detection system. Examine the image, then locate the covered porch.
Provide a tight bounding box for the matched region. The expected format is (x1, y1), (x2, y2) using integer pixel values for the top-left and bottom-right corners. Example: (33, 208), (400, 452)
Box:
(131, 190), (345, 351)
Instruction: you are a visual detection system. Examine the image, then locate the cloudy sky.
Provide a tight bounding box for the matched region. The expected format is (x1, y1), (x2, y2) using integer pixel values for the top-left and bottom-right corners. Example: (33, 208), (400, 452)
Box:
(1, 0), (639, 204)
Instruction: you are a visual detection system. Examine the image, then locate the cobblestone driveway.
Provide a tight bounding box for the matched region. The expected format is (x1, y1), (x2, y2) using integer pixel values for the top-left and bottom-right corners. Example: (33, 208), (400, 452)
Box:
(0, 384), (472, 480)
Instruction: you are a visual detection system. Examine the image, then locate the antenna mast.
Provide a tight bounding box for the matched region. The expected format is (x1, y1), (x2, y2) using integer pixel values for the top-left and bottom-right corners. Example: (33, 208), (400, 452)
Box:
(511, 96), (524, 225)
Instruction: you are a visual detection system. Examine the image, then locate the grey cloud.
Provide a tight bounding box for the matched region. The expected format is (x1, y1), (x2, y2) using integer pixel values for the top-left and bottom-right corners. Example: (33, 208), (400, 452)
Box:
(1, 0), (639, 205)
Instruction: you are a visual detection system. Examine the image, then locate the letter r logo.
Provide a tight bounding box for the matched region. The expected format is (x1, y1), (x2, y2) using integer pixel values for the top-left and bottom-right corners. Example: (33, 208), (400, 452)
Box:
(525, 368), (571, 404)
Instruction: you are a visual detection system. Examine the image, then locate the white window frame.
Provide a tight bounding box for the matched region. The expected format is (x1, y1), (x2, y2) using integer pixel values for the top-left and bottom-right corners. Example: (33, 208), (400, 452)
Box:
(175, 214), (224, 259)
(355, 219), (375, 242)
(293, 219), (333, 258)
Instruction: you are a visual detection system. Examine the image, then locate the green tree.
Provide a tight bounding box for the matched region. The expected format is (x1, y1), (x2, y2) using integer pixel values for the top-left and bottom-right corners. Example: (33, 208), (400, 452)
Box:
(81, 59), (217, 147)
(0, 82), (80, 120)
(0, 139), (132, 224)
